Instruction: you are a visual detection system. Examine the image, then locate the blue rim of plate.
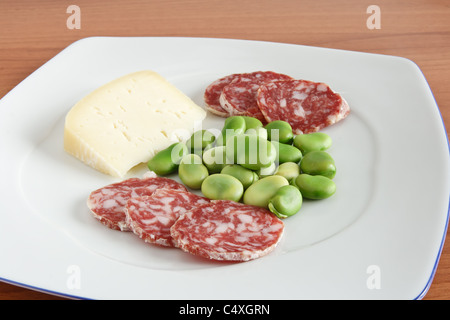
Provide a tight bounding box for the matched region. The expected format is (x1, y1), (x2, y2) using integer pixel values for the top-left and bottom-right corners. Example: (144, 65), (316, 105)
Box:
(412, 62), (450, 300)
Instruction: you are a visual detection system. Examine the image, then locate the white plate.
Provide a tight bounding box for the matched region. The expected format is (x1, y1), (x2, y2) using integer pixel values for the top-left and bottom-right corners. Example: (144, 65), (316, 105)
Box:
(0, 37), (448, 300)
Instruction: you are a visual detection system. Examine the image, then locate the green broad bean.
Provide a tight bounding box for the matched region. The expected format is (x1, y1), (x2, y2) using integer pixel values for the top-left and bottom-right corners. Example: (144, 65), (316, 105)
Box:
(147, 142), (188, 175)
(186, 130), (215, 152)
(271, 140), (303, 164)
(245, 126), (268, 140)
(201, 173), (244, 202)
(221, 164), (259, 189)
(300, 150), (336, 179)
(275, 162), (300, 182)
(257, 161), (277, 177)
(293, 132), (332, 154)
(202, 146), (229, 173)
(216, 116), (246, 146)
(292, 174), (336, 199)
(243, 175), (289, 208)
(226, 134), (277, 170)
(265, 120), (294, 144)
(178, 154), (209, 189)
(268, 185), (303, 219)
(241, 116), (263, 130)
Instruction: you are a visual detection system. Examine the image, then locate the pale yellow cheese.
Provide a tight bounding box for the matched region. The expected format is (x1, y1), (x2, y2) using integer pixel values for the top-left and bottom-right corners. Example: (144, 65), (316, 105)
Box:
(64, 70), (206, 177)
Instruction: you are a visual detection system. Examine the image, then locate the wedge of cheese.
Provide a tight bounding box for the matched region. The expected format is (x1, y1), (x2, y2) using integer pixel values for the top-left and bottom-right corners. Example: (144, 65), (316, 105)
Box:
(64, 70), (206, 177)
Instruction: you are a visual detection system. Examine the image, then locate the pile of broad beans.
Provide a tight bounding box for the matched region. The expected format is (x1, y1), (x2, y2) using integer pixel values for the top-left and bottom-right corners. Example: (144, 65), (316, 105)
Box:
(147, 116), (337, 219)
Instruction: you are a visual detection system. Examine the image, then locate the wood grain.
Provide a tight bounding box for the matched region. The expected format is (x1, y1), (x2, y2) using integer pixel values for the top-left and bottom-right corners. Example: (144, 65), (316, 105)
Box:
(0, 0), (449, 300)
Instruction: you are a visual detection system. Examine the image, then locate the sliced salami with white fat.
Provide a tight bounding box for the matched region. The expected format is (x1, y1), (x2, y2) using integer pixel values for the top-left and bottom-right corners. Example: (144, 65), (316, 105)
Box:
(219, 71), (293, 123)
(170, 200), (284, 261)
(203, 73), (243, 117)
(257, 79), (350, 134)
(87, 173), (187, 231)
(125, 189), (210, 247)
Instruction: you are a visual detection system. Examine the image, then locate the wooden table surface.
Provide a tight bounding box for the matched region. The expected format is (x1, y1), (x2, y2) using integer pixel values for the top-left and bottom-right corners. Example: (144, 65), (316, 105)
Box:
(0, 0), (449, 300)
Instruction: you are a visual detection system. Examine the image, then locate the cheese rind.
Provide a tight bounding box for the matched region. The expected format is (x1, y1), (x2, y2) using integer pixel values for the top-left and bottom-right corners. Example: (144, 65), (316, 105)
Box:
(64, 70), (206, 177)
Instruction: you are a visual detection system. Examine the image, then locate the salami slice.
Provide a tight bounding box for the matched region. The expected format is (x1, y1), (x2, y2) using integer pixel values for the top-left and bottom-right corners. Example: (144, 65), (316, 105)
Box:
(170, 200), (284, 261)
(203, 73), (243, 117)
(87, 172), (187, 231)
(219, 71), (293, 122)
(257, 79), (350, 134)
(125, 189), (210, 247)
